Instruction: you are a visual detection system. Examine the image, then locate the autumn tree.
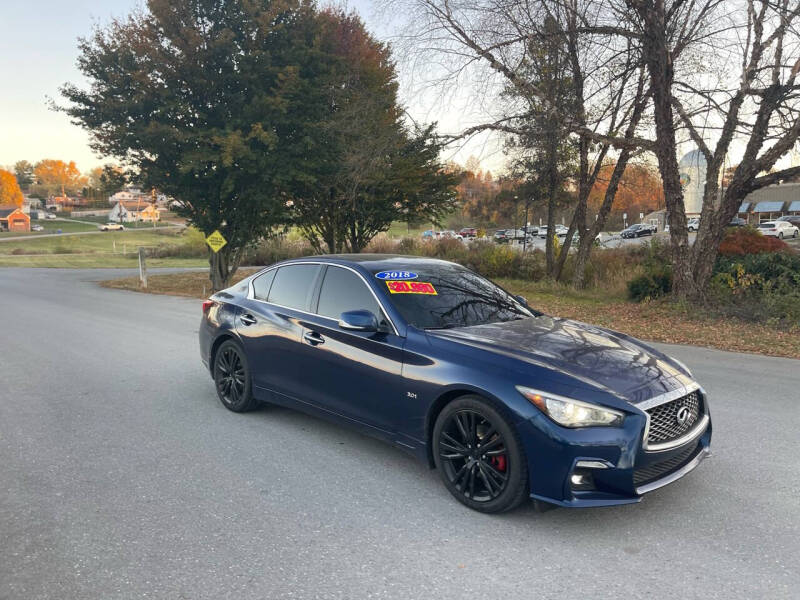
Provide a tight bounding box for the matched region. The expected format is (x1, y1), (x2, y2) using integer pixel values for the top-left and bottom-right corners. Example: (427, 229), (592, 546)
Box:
(588, 163), (664, 221)
(32, 159), (87, 196)
(0, 170), (24, 207)
(60, 0), (350, 290)
(289, 9), (458, 253)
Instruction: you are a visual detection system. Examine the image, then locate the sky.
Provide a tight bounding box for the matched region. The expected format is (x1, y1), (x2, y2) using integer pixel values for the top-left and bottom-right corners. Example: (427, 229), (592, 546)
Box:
(0, 0), (503, 176)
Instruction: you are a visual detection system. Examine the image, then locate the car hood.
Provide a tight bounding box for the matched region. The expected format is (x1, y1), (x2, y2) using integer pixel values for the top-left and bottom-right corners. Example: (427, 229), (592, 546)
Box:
(426, 316), (694, 403)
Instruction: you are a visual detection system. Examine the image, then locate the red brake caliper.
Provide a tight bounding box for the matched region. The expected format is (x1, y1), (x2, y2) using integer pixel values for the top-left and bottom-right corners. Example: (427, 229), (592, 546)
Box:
(491, 455), (507, 472)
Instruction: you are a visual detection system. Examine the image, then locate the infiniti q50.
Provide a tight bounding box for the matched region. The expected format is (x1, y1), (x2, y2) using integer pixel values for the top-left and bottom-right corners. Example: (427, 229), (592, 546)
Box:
(199, 255), (711, 513)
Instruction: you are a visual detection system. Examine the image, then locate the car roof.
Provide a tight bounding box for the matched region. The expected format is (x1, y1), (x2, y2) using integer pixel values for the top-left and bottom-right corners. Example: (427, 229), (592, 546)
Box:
(278, 254), (461, 273)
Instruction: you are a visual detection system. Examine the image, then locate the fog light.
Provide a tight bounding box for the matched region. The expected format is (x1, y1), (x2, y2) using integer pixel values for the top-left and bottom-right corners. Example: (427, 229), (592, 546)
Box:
(570, 469), (595, 491)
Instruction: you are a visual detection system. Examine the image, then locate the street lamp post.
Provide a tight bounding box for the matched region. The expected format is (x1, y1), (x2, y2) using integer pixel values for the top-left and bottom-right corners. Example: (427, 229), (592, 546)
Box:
(523, 198), (530, 253)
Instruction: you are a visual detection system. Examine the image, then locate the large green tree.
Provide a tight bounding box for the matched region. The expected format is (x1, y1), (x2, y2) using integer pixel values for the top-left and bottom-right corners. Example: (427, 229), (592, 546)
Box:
(60, 0), (328, 289)
(13, 161), (34, 188)
(289, 10), (458, 253)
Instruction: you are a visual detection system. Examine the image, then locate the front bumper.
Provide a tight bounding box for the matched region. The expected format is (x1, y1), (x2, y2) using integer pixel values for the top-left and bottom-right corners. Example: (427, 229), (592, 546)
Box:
(518, 393), (712, 508)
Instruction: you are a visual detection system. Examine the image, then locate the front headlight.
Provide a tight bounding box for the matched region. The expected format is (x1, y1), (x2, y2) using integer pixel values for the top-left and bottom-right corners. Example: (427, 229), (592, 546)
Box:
(516, 386), (624, 428)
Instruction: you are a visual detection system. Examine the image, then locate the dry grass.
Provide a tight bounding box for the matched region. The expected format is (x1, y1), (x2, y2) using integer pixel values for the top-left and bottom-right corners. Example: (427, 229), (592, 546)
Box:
(100, 270), (800, 358)
(100, 269), (260, 297)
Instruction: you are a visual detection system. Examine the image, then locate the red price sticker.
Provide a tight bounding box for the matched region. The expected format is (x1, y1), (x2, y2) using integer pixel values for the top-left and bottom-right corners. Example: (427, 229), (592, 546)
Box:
(386, 280), (437, 295)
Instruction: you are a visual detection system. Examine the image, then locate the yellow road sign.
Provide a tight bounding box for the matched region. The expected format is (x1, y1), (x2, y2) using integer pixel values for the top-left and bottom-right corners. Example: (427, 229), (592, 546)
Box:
(205, 230), (227, 253)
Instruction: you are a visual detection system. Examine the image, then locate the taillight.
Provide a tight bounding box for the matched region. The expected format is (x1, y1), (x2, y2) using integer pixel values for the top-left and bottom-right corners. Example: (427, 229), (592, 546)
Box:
(202, 300), (215, 314)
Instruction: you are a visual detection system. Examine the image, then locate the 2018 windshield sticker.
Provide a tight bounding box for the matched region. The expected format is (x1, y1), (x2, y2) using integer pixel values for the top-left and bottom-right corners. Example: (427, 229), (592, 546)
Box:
(375, 271), (418, 280)
(386, 280), (437, 295)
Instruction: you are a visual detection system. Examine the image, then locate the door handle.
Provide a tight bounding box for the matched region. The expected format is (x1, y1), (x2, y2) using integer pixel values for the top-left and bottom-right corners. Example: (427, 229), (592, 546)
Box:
(240, 313), (257, 326)
(303, 331), (325, 346)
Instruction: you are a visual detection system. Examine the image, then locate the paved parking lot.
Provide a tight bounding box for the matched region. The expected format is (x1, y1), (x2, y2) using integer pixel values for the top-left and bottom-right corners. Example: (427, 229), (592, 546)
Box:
(1, 268), (798, 599)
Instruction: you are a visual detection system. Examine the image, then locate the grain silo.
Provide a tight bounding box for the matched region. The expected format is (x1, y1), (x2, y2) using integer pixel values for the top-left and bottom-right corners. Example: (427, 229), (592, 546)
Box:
(678, 149), (706, 217)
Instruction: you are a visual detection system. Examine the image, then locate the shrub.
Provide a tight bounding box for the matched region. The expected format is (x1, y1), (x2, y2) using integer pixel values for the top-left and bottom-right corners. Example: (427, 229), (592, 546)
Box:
(718, 226), (789, 256)
(243, 237), (314, 266)
(627, 267), (672, 302)
(710, 251), (800, 327)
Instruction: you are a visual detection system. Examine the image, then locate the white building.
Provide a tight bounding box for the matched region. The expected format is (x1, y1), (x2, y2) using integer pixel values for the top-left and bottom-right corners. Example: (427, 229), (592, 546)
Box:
(109, 201), (161, 223)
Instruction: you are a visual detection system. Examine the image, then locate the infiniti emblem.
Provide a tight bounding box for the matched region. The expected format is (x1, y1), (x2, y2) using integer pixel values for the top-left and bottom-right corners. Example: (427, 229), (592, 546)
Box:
(676, 406), (692, 426)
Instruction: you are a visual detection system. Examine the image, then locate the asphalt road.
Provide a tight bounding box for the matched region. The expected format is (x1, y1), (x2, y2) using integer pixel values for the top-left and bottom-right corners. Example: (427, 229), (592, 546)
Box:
(1, 268), (798, 600)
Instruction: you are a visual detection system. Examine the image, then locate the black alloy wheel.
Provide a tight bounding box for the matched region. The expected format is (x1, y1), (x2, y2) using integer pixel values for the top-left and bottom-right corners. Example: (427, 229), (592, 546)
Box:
(433, 396), (528, 513)
(213, 340), (257, 412)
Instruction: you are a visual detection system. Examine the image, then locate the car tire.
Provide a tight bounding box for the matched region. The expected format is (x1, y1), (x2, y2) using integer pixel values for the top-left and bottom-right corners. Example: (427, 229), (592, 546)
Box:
(778, 232), (784, 239)
(433, 395), (529, 513)
(794, 230), (798, 238)
(213, 339), (258, 413)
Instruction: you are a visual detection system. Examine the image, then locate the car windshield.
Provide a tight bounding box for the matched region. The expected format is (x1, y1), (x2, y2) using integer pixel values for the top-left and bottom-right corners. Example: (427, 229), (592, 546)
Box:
(370, 263), (535, 329)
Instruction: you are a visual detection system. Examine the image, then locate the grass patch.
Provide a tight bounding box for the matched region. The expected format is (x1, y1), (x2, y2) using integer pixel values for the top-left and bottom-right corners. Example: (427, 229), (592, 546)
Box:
(0, 226), (204, 267)
(100, 268), (259, 297)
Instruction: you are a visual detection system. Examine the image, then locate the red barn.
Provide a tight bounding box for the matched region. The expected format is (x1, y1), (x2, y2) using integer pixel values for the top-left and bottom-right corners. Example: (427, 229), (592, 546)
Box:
(0, 206), (31, 232)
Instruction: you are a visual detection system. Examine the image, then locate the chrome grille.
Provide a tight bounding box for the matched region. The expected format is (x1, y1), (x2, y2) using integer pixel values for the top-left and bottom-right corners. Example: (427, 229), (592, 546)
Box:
(646, 391), (702, 444)
(634, 443), (698, 486)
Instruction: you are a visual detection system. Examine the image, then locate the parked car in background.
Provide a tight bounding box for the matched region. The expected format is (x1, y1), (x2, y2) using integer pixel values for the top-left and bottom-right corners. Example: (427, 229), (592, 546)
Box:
(538, 225), (568, 239)
(757, 221), (799, 239)
(728, 217), (747, 227)
(31, 224), (44, 232)
(620, 223), (654, 238)
(439, 230), (464, 241)
(776, 215), (800, 227)
(493, 229), (509, 243)
(687, 218), (700, 232)
(200, 255), (711, 513)
(421, 230), (435, 240)
(99, 223), (125, 231)
(459, 227), (478, 238)
(45, 212), (57, 220)
(503, 228), (527, 242)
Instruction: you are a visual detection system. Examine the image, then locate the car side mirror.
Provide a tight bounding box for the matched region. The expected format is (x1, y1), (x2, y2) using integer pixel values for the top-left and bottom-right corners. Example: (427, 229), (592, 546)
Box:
(338, 310), (378, 332)
(515, 295), (528, 307)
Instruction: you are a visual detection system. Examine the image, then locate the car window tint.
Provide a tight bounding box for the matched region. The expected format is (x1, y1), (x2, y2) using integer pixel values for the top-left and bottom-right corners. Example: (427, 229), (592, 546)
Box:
(268, 264), (321, 310)
(372, 263), (533, 329)
(252, 269), (276, 301)
(317, 267), (382, 321)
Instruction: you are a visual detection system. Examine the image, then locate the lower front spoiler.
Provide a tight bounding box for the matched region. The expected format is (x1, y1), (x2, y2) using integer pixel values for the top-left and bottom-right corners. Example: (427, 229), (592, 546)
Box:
(530, 444), (712, 508)
(635, 445), (711, 495)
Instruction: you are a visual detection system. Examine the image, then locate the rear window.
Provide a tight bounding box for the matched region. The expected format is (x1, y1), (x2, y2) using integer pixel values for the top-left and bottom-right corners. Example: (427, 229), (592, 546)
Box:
(268, 264), (321, 310)
(757, 223), (774, 228)
(252, 269), (276, 301)
(371, 263), (533, 329)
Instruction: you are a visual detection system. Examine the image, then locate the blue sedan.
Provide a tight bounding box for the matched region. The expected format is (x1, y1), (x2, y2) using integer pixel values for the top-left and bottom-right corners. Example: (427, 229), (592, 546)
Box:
(199, 255), (712, 513)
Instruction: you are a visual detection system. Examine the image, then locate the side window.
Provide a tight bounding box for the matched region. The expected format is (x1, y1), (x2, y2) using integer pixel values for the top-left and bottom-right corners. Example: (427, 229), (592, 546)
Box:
(267, 264), (322, 310)
(252, 269), (276, 301)
(317, 267), (383, 323)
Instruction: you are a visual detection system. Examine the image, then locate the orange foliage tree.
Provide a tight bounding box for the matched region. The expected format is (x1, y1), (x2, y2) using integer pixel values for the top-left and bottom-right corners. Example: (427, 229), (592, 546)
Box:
(0, 169), (24, 207)
(588, 163), (664, 219)
(33, 159), (87, 196)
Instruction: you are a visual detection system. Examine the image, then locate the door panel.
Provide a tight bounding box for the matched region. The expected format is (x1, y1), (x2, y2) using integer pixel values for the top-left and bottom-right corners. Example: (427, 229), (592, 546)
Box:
(236, 264), (322, 397)
(297, 316), (405, 432)
(236, 299), (306, 398)
(295, 265), (407, 431)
